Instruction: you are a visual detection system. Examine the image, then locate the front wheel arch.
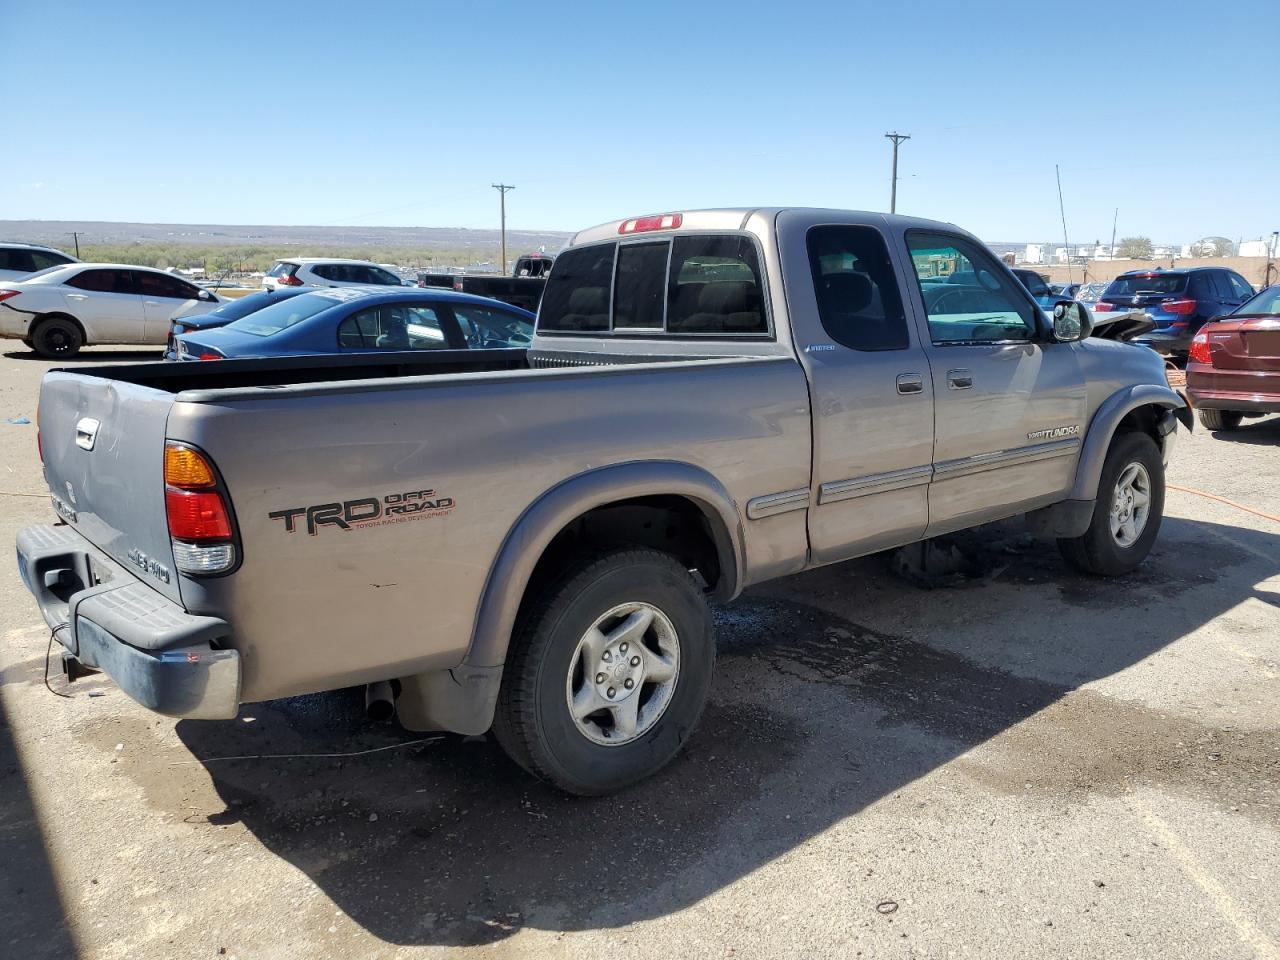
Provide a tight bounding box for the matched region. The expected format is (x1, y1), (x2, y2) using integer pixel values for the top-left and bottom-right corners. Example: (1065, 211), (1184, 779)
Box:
(1070, 387), (1186, 501)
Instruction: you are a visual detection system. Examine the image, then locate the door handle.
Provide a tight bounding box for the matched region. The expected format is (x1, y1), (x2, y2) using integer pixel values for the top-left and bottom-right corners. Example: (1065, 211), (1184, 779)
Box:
(947, 368), (974, 390)
(67, 293), (88, 300)
(895, 373), (924, 395)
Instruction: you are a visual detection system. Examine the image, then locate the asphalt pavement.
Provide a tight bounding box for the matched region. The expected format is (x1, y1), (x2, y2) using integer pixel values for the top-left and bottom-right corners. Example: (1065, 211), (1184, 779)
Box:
(1, 345), (1277, 960)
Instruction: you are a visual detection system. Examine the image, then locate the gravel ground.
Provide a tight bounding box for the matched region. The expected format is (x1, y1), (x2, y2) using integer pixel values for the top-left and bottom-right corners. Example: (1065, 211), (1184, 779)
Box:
(2, 345), (1277, 960)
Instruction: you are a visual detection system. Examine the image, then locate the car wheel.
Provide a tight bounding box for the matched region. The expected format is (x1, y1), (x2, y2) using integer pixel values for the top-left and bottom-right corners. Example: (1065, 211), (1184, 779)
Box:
(1057, 431), (1164, 577)
(31, 316), (84, 359)
(492, 547), (715, 795)
(1198, 409), (1242, 432)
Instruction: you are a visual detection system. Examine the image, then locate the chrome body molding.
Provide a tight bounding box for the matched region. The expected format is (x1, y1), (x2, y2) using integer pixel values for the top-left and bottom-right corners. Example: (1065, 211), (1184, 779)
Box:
(933, 437), (1080, 481)
(818, 464), (933, 505)
(745, 488), (810, 520)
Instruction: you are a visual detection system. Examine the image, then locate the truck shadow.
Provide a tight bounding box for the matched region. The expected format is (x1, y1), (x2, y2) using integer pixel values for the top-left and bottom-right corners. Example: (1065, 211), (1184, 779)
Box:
(173, 515), (1279, 948)
(0, 693), (80, 958)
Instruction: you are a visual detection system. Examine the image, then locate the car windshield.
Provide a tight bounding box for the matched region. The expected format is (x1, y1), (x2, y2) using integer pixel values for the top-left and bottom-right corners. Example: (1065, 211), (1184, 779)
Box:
(1235, 285), (1280, 316)
(1105, 274), (1187, 296)
(226, 292), (339, 337)
(206, 290), (302, 321)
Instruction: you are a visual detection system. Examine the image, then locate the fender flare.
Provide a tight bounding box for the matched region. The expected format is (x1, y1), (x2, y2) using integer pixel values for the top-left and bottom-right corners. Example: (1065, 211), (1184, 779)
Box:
(1070, 383), (1189, 501)
(463, 460), (745, 669)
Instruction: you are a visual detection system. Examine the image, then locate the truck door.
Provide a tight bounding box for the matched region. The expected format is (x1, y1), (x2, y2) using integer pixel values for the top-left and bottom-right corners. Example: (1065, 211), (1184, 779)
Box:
(901, 231), (1086, 536)
(778, 214), (935, 564)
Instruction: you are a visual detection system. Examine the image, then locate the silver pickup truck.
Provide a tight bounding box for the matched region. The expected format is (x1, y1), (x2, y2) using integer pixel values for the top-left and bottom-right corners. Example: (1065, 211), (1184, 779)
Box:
(16, 208), (1190, 794)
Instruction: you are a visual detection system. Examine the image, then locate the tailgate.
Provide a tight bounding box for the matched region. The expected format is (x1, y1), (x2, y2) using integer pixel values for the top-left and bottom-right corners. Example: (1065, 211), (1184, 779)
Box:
(38, 371), (180, 604)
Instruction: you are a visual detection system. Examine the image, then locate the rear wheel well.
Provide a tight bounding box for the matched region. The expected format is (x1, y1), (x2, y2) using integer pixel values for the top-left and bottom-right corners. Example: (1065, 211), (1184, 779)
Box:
(34, 312), (86, 341)
(519, 496), (726, 624)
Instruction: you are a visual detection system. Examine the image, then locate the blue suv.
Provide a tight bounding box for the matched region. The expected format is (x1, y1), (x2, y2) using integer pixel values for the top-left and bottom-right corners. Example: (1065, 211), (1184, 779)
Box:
(1095, 267), (1255, 359)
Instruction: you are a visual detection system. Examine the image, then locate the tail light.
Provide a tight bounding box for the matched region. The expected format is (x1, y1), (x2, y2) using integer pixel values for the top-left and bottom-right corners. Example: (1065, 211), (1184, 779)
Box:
(197, 352), (223, 361)
(1188, 330), (1212, 365)
(277, 274), (304, 286)
(0, 289), (21, 303)
(164, 441), (236, 574)
(1161, 298), (1197, 315)
(453, 278), (463, 291)
(1093, 301), (1116, 313)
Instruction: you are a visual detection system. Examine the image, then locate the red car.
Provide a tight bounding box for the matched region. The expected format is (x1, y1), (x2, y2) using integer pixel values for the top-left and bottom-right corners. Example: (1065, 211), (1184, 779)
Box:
(1186, 284), (1280, 431)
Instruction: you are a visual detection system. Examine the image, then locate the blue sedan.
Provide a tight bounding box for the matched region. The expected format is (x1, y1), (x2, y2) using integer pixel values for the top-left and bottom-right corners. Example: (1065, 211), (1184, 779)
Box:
(172, 287), (535, 360)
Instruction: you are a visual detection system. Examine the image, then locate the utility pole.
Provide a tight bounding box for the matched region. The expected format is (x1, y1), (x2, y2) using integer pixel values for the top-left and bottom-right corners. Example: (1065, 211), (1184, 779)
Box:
(69, 232), (81, 258)
(884, 132), (910, 214)
(491, 183), (514, 274)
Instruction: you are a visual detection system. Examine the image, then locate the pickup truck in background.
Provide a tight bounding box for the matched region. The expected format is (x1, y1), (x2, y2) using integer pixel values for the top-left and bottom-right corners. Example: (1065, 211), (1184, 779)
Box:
(17, 208), (1190, 795)
(417, 253), (553, 313)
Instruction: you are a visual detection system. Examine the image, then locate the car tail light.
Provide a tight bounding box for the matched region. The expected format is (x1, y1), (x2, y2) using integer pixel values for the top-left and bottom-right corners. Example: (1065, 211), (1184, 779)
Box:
(0, 289), (20, 303)
(619, 213), (683, 234)
(1161, 298), (1197, 315)
(197, 352), (223, 361)
(164, 441), (236, 573)
(1188, 330), (1212, 365)
(453, 278), (463, 291)
(1093, 301), (1116, 312)
(277, 274), (304, 286)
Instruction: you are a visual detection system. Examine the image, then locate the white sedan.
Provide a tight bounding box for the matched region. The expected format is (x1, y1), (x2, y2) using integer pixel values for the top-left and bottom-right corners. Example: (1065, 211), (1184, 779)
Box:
(0, 264), (223, 357)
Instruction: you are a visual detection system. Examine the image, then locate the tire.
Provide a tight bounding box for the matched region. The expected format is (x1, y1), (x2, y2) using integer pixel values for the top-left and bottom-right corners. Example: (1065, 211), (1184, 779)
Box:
(1198, 408), (1242, 432)
(1057, 431), (1164, 577)
(492, 548), (715, 795)
(31, 316), (84, 359)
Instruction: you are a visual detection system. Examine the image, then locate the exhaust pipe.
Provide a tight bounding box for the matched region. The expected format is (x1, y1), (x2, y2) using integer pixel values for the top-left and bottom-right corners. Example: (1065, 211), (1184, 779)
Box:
(365, 680), (397, 722)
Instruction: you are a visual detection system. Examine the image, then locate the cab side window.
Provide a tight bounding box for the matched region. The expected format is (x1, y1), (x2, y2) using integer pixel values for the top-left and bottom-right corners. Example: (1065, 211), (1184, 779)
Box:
(907, 233), (1036, 344)
(806, 225), (909, 351)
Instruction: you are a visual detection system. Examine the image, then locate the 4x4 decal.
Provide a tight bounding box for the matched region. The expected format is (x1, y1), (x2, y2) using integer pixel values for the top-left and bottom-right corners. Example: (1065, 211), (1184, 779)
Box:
(270, 488), (454, 536)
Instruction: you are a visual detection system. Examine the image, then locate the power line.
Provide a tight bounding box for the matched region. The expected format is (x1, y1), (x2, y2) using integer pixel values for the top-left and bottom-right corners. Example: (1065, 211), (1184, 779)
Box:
(884, 133), (910, 214)
(492, 183), (515, 274)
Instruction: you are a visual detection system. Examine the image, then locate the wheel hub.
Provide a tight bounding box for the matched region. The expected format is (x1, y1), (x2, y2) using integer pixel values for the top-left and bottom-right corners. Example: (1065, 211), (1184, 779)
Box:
(1109, 461), (1152, 548)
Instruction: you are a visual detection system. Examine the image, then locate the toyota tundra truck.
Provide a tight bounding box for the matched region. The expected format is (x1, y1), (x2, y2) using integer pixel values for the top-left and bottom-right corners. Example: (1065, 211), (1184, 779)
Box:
(16, 208), (1191, 795)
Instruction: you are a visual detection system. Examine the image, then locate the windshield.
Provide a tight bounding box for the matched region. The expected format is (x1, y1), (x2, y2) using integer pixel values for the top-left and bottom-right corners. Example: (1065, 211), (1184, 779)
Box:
(1105, 274), (1187, 296)
(227, 292), (339, 337)
(1235, 285), (1280, 316)
(207, 289), (303, 321)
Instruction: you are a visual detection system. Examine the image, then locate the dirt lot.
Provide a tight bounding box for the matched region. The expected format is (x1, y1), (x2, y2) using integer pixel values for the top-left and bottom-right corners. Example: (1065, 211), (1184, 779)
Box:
(2, 346), (1277, 960)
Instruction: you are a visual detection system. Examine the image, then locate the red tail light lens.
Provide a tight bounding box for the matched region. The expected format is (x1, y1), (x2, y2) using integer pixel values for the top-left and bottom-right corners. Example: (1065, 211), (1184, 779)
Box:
(1093, 301), (1116, 312)
(277, 274), (304, 286)
(197, 352), (223, 361)
(1188, 331), (1212, 365)
(0, 289), (21, 303)
(619, 213), (683, 234)
(1161, 298), (1197, 315)
(165, 488), (233, 539)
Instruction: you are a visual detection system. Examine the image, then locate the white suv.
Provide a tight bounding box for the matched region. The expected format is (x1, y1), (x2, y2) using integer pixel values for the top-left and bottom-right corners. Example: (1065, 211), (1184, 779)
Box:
(262, 258), (409, 291)
(0, 263), (222, 358)
(0, 243), (80, 282)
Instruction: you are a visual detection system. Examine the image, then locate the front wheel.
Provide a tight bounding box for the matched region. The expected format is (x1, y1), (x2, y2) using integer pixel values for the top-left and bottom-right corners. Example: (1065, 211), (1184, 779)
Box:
(1057, 431), (1165, 576)
(1198, 409), (1242, 432)
(492, 548), (715, 795)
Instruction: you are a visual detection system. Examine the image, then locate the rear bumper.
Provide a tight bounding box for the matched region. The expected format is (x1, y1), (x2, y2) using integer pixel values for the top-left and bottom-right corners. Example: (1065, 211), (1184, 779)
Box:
(1131, 328), (1192, 355)
(16, 523), (240, 719)
(1187, 389), (1280, 414)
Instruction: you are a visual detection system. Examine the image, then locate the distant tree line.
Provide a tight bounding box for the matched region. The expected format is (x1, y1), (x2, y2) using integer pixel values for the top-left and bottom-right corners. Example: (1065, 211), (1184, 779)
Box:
(77, 243), (510, 274)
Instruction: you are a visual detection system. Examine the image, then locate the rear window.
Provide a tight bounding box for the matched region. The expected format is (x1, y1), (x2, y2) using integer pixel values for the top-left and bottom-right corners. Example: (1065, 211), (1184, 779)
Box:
(266, 261), (298, 278)
(539, 234), (767, 336)
(227, 292), (338, 337)
(207, 290), (301, 321)
(1105, 274), (1187, 296)
(1237, 286), (1280, 316)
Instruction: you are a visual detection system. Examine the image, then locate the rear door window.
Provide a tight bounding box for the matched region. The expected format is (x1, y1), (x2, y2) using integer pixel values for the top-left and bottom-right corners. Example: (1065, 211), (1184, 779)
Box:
(0, 249), (36, 272)
(338, 304), (451, 349)
(452, 303), (533, 347)
(30, 251), (71, 270)
(137, 272), (200, 300)
(806, 225), (909, 350)
(666, 235), (766, 334)
(1227, 273), (1254, 301)
(66, 269), (135, 294)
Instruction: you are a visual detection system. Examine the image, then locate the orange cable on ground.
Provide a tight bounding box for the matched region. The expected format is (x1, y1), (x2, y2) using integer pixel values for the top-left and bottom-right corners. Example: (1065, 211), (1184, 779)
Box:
(1167, 484), (1280, 525)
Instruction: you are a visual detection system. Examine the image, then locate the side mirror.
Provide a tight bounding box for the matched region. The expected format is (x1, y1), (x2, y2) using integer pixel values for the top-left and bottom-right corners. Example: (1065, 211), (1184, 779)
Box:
(197, 289), (215, 302)
(1052, 300), (1092, 342)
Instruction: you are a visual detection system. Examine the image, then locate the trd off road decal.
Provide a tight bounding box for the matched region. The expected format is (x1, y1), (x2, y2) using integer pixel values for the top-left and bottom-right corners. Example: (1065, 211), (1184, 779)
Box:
(270, 488), (454, 536)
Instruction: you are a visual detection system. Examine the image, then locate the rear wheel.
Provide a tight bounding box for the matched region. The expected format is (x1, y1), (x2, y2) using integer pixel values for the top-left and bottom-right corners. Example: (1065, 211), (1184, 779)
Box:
(492, 548), (715, 795)
(1057, 431), (1164, 576)
(1198, 409), (1242, 432)
(31, 316), (84, 359)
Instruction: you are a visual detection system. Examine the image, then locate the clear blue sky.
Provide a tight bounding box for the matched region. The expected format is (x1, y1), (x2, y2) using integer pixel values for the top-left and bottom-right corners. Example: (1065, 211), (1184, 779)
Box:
(3, 0), (1276, 245)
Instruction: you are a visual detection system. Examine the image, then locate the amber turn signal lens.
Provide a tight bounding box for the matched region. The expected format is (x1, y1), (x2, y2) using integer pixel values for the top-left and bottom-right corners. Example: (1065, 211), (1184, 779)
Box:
(164, 443), (217, 488)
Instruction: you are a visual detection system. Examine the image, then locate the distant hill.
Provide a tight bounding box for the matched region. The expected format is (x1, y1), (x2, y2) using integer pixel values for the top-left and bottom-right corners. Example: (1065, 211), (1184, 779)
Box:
(0, 220), (572, 253)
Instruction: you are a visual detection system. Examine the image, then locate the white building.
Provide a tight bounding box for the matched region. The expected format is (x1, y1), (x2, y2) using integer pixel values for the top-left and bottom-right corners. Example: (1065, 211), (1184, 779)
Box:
(1024, 244), (1043, 264)
(1238, 238), (1278, 258)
